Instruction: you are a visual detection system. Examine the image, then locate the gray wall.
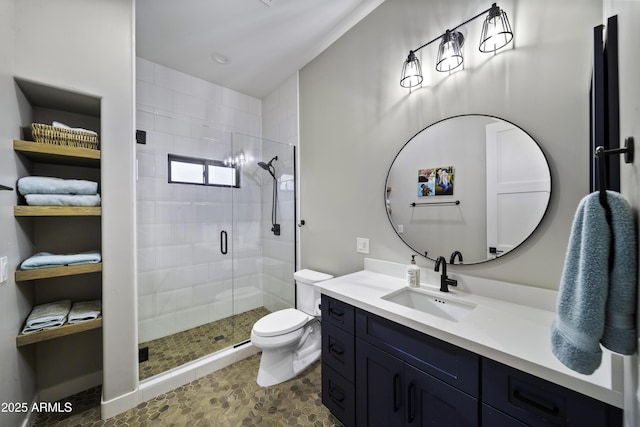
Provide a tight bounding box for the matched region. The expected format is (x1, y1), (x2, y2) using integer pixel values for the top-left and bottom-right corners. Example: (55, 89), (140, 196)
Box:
(604, 1), (640, 424)
(299, 0), (601, 289)
(11, 0), (136, 416)
(0, 2), (37, 426)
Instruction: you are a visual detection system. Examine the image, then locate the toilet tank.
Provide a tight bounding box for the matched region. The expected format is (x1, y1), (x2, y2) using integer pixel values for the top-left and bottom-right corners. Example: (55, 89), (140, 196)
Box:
(294, 269), (333, 315)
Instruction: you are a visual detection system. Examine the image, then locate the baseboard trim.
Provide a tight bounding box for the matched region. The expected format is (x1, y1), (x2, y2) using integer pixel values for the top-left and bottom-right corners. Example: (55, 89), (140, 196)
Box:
(20, 393), (39, 427)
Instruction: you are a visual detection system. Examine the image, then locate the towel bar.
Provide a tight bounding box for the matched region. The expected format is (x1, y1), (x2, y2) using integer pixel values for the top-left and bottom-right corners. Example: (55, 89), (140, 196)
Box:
(410, 200), (460, 207)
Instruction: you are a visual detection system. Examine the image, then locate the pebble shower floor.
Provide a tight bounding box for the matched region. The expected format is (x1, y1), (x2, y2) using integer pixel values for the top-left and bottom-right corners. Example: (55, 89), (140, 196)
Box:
(138, 307), (270, 380)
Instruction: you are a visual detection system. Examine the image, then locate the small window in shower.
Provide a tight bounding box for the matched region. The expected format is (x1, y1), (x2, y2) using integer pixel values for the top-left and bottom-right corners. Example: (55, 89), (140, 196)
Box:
(168, 154), (240, 188)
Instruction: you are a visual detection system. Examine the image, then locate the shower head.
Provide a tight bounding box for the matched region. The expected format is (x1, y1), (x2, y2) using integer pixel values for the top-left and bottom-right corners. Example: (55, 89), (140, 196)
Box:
(258, 156), (278, 168)
(257, 156), (278, 179)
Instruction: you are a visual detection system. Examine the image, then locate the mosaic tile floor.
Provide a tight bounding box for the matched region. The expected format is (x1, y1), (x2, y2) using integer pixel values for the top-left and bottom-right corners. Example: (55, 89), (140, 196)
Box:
(34, 354), (343, 427)
(139, 307), (271, 380)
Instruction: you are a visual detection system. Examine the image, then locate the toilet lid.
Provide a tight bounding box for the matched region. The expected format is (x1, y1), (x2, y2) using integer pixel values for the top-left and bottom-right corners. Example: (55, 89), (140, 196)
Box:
(252, 308), (312, 337)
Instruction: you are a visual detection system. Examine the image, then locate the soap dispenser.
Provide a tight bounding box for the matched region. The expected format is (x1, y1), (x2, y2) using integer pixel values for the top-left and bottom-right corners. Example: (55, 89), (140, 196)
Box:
(406, 255), (420, 288)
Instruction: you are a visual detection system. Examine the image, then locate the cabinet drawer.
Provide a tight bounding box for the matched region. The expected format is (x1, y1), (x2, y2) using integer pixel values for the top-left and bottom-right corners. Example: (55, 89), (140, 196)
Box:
(482, 404), (528, 427)
(483, 359), (622, 426)
(322, 363), (355, 427)
(322, 322), (355, 382)
(356, 309), (479, 397)
(321, 295), (354, 333)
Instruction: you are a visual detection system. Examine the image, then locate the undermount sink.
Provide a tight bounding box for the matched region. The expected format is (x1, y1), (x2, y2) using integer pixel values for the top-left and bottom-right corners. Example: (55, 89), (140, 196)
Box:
(381, 287), (476, 322)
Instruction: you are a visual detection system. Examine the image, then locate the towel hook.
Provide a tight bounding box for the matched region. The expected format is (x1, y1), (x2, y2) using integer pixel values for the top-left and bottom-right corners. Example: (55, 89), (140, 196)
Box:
(595, 136), (634, 164)
(0, 184), (13, 191)
(594, 136), (634, 219)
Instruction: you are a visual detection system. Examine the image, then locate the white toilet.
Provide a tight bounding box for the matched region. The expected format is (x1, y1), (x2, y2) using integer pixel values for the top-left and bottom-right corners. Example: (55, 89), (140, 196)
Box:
(250, 269), (333, 387)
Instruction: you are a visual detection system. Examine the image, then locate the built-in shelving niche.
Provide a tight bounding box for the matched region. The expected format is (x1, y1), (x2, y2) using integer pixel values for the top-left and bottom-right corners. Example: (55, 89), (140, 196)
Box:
(13, 77), (103, 401)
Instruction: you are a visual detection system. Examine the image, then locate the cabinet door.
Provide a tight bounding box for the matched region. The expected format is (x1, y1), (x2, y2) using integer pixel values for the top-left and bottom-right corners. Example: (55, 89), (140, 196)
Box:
(356, 339), (405, 427)
(405, 364), (478, 426)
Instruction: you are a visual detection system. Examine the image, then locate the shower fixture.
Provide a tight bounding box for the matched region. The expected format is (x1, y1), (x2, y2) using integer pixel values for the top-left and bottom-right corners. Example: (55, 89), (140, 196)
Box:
(258, 156), (280, 235)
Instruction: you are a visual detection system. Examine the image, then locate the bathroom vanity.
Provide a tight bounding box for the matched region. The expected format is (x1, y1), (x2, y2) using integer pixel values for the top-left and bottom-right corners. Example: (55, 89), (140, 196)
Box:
(319, 259), (623, 427)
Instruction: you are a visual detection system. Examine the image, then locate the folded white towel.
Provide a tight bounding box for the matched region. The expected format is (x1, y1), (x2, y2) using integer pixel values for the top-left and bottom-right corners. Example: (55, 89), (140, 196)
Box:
(68, 300), (102, 324)
(52, 121), (98, 136)
(18, 176), (98, 196)
(25, 193), (101, 207)
(22, 299), (71, 334)
(20, 251), (102, 270)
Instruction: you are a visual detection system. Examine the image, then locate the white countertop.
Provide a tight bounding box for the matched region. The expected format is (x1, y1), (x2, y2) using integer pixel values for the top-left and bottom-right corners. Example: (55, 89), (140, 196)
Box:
(318, 258), (624, 408)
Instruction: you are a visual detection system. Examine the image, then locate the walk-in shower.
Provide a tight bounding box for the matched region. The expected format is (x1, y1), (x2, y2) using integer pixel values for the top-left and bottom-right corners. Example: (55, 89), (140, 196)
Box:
(136, 131), (295, 380)
(258, 156), (280, 236)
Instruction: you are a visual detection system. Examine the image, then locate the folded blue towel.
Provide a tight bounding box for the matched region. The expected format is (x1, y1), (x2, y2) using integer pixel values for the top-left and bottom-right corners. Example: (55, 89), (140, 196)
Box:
(68, 300), (102, 324)
(22, 299), (71, 334)
(25, 194), (101, 207)
(551, 191), (637, 375)
(18, 176), (98, 196)
(20, 251), (101, 270)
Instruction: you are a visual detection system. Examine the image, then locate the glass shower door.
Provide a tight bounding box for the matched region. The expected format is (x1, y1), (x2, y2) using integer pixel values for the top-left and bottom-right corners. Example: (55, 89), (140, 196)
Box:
(229, 133), (296, 346)
(136, 129), (295, 380)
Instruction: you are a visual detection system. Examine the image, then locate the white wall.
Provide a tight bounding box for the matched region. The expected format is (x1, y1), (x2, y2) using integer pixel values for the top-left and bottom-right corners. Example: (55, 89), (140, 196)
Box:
(603, 2), (640, 425)
(12, 0), (136, 414)
(262, 73), (299, 310)
(0, 2), (38, 426)
(299, 0), (601, 289)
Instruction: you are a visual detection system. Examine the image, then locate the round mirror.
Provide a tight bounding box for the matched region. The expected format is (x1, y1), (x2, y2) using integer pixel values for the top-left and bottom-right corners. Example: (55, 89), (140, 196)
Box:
(385, 115), (551, 265)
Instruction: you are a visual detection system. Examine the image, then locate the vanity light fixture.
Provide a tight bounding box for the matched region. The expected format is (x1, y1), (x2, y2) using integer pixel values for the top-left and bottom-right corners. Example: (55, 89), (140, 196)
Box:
(400, 51), (423, 88)
(400, 2), (513, 88)
(435, 30), (465, 72)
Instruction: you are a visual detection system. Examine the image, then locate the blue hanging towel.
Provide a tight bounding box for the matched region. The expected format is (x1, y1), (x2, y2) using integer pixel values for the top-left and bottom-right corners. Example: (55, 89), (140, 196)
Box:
(551, 191), (637, 375)
(601, 191), (637, 355)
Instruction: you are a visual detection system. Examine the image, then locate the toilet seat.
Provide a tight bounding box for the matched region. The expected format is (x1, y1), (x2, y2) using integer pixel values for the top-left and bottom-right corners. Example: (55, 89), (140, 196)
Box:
(252, 308), (312, 337)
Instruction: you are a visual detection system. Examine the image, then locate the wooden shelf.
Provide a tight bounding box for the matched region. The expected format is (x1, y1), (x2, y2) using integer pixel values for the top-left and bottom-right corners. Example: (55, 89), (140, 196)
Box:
(15, 262), (102, 282)
(16, 317), (102, 347)
(14, 139), (100, 167)
(14, 206), (101, 217)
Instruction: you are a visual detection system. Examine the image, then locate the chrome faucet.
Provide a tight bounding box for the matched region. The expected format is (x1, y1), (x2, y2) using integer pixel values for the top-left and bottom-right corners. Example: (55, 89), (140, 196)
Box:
(434, 256), (457, 292)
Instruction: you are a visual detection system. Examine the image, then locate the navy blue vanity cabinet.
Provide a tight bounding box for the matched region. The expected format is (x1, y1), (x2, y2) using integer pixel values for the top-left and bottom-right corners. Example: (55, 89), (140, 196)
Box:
(355, 309), (479, 397)
(321, 295), (356, 426)
(355, 309), (479, 426)
(482, 359), (623, 426)
(356, 339), (478, 426)
(320, 295), (621, 427)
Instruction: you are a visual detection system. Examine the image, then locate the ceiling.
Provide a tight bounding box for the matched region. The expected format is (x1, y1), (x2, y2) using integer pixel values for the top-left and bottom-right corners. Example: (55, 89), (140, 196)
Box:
(136, 0), (385, 99)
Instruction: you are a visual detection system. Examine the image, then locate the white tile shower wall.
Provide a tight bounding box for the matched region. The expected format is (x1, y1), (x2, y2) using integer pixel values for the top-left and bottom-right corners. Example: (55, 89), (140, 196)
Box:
(261, 74), (299, 312)
(136, 57), (264, 343)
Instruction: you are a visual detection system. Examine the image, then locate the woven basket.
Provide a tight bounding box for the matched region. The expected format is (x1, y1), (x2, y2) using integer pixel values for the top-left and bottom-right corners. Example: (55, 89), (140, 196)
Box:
(31, 123), (100, 150)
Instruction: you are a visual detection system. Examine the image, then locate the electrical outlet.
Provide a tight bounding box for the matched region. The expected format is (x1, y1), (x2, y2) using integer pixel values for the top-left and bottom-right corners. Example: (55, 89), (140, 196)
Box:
(0, 257), (8, 283)
(356, 237), (370, 254)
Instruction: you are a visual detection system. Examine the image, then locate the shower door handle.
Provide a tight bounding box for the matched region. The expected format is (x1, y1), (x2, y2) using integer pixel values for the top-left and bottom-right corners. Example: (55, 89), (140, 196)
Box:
(220, 230), (228, 255)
